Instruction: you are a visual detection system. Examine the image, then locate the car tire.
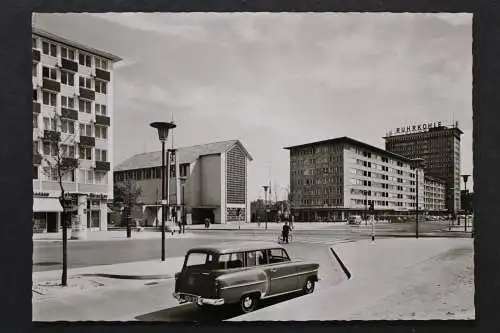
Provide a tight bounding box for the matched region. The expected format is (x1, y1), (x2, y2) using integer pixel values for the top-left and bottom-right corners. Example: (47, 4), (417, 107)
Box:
(239, 294), (259, 313)
(303, 278), (315, 294)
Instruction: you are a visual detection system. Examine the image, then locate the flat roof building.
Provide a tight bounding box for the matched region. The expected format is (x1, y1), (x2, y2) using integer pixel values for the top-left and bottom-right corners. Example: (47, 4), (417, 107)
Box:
(284, 137), (425, 222)
(114, 140), (253, 225)
(32, 28), (121, 234)
(384, 122), (463, 213)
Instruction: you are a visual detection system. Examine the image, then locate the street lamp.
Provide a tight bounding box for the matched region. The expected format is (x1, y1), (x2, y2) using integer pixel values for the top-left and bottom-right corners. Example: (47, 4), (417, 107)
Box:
(461, 174), (471, 233)
(262, 185), (269, 230)
(150, 121), (176, 262)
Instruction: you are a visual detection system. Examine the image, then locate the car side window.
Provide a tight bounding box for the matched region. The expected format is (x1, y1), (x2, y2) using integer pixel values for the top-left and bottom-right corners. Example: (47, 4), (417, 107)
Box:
(218, 252), (244, 269)
(268, 248), (290, 264)
(246, 250), (268, 266)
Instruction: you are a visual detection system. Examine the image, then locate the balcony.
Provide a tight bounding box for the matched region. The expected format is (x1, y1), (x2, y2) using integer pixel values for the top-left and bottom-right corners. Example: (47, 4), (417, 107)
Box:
(43, 130), (60, 142)
(95, 161), (111, 171)
(95, 68), (111, 82)
(95, 115), (110, 126)
(32, 49), (40, 62)
(79, 87), (95, 101)
(33, 102), (41, 114)
(79, 183), (108, 194)
(79, 135), (95, 147)
(42, 79), (61, 93)
(62, 157), (78, 168)
(61, 108), (78, 121)
(33, 154), (42, 165)
(61, 58), (78, 72)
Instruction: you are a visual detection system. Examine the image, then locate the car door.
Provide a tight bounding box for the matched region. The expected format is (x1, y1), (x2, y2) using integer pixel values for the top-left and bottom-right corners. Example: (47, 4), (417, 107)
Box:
(263, 248), (299, 296)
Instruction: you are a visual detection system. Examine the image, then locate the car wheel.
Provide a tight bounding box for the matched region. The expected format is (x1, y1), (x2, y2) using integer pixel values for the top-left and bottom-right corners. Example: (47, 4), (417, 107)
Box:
(239, 294), (259, 313)
(303, 278), (315, 294)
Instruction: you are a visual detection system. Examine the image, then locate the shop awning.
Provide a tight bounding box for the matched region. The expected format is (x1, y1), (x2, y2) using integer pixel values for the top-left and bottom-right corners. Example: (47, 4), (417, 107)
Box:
(33, 197), (63, 213)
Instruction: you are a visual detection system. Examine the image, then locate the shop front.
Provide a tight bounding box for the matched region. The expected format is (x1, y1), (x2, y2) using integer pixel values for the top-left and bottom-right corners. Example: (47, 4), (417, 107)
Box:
(33, 195), (63, 233)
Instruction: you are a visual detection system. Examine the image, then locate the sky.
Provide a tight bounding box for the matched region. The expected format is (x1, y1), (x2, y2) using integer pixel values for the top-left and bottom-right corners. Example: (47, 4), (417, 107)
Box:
(33, 12), (473, 201)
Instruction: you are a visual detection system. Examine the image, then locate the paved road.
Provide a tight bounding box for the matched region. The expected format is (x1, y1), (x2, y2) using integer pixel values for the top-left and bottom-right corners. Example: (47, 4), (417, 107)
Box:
(33, 222), (461, 272)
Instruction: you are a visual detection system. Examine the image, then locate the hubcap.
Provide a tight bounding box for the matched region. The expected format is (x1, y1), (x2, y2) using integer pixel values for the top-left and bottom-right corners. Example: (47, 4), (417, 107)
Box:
(243, 297), (253, 308)
(306, 281), (312, 290)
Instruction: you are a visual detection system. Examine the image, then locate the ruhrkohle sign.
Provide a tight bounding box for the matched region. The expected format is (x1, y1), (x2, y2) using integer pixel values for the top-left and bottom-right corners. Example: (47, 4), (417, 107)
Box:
(386, 121), (443, 136)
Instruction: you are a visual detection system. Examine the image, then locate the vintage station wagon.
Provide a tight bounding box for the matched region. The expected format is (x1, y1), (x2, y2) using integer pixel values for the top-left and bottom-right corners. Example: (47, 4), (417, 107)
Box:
(173, 241), (320, 313)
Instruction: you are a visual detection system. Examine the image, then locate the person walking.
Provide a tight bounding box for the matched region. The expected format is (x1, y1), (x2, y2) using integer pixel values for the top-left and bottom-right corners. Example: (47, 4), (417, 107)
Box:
(281, 222), (291, 244)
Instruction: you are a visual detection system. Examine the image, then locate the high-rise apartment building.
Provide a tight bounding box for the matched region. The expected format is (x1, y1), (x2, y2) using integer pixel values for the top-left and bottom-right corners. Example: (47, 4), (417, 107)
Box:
(384, 122), (463, 213)
(32, 28), (121, 233)
(423, 176), (446, 212)
(285, 137), (425, 221)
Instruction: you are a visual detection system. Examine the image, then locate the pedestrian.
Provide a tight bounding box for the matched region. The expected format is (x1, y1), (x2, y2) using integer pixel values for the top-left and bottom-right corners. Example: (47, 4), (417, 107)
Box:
(281, 222), (291, 244)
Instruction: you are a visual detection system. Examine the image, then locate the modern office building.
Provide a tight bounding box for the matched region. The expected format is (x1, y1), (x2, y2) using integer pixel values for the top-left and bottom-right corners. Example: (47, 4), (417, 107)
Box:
(32, 28), (121, 233)
(384, 121), (463, 213)
(284, 137), (425, 221)
(423, 176), (447, 213)
(114, 140), (253, 225)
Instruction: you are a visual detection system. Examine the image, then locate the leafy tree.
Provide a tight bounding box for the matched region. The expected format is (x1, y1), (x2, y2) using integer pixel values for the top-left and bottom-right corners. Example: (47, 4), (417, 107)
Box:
(113, 178), (142, 227)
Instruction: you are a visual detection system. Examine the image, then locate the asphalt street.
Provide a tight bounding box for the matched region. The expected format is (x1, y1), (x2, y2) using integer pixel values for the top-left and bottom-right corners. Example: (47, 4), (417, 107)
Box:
(33, 222), (458, 272)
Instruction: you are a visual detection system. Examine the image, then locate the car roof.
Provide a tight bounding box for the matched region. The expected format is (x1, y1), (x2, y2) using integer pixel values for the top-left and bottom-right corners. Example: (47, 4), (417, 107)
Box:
(187, 241), (284, 255)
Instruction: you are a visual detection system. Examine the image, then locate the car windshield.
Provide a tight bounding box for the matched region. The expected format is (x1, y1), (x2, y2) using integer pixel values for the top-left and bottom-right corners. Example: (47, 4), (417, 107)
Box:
(184, 251), (217, 270)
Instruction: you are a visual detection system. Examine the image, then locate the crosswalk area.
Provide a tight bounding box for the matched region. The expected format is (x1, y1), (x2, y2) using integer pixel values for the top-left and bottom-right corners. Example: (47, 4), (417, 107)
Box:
(196, 232), (360, 246)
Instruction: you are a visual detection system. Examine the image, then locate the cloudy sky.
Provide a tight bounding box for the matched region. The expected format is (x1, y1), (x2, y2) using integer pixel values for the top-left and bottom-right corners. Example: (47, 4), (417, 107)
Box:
(33, 12), (473, 201)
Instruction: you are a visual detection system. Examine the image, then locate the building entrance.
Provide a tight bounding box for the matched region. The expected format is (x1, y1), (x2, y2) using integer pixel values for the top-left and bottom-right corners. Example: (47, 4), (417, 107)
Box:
(46, 212), (58, 233)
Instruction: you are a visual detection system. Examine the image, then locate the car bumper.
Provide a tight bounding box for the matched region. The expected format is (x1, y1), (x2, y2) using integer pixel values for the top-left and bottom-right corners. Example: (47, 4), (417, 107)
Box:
(173, 292), (225, 306)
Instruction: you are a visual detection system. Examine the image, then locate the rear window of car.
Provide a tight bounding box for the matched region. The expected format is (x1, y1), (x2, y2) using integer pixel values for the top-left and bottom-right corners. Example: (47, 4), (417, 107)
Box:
(185, 252), (216, 269)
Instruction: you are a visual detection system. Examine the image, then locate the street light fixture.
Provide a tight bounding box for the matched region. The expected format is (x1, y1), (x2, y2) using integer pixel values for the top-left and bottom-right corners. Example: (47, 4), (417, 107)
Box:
(461, 174), (471, 234)
(150, 121), (176, 262)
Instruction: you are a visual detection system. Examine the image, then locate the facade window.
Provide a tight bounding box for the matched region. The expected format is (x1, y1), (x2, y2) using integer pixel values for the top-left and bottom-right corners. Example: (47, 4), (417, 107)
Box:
(42, 91), (57, 107)
(42, 41), (57, 57)
(95, 149), (107, 162)
(95, 125), (107, 139)
(32, 63), (37, 77)
(60, 47), (75, 61)
(95, 58), (108, 70)
(95, 171), (108, 184)
(43, 142), (58, 157)
(79, 76), (92, 89)
(33, 89), (38, 101)
(95, 104), (107, 115)
(79, 147), (92, 160)
(61, 71), (74, 86)
(33, 141), (39, 155)
(61, 119), (75, 134)
(43, 117), (56, 131)
(33, 166), (38, 179)
(79, 99), (92, 113)
(61, 96), (75, 109)
(79, 123), (93, 136)
(87, 170), (94, 183)
(32, 37), (37, 49)
(78, 53), (92, 67)
(42, 66), (58, 80)
(33, 114), (38, 128)
(95, 80), (107, 94)
(61, 144), (75, 158)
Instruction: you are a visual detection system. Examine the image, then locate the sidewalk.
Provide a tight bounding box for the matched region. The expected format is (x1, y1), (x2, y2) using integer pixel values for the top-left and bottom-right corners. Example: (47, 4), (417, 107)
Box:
(231, 237), (474, 321)
(186, 222), (348, 231)
(33, 256), (185, 301)
(33, 229), (199, 242)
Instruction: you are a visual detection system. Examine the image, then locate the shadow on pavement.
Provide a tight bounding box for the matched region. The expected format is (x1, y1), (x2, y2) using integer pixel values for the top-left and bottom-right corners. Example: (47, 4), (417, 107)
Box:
(135, 292), (305, 322)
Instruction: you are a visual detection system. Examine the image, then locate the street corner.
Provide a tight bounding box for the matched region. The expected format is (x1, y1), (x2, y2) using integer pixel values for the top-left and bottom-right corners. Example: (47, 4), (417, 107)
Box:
(32, 275), (109, 301)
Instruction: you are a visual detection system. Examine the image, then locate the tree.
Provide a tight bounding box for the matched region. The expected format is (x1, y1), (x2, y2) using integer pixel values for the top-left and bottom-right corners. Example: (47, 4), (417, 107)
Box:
(113, 178), (142, 232)
(40, 115), (79, 286)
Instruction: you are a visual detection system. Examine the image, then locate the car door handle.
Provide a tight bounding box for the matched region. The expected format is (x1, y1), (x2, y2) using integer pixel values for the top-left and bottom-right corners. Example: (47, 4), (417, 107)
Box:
(201, 272), (210, 276)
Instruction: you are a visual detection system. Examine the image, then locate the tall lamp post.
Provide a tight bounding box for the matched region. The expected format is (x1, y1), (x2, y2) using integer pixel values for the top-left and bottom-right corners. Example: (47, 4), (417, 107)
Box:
(461, 174), (471, 233)
(262, 185), (269, 230)
(150, 121), (176, 261)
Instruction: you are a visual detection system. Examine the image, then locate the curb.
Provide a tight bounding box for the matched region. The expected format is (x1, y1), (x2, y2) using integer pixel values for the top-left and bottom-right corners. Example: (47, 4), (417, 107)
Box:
(329, 247), (352, 280)
(78, 273), (173, 280)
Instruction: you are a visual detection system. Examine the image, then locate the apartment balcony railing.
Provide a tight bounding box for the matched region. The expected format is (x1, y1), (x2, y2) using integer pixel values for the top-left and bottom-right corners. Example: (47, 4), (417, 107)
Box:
(32, 49), (41, 62)
(95, 68), (111, 81)
(79, 87), (95, 101)
(95, 115), (110, 126)
(33, 154), (42, 165)
(33, 102), (41, 114)
(43, 130), (60, 142)
(42, 78), (61, 93)
(95, 161), (111, 171)
(61, 58), (78, 72)
(61, 108), (78, 121)
(62, 157), (78, 168)
(33, 180), (107, 194)
(79, 135), (95, 147)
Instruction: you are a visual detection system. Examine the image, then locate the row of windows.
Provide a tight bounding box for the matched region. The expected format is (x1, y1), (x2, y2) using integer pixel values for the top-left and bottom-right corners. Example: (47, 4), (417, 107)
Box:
(33, 36), (109, 70)
(34, 90), (107, 116)
(33, 115), (108, 139)
(298, 199), (343, 206)
(114, 164), (190, 182)
(33, 63), (108, 94)
(34, 165), (108, 185)
(33, 141), (108, 162)
(295, 177), (343, 186)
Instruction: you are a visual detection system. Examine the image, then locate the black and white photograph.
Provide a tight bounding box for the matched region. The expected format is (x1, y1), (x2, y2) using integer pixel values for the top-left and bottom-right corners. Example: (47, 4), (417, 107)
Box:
(31, 12), (474, 322)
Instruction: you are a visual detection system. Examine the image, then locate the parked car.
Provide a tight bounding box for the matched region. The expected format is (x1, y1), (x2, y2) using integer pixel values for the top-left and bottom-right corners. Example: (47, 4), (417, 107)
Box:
(348, 215), (363, 225)
(173, 241), (320, 313)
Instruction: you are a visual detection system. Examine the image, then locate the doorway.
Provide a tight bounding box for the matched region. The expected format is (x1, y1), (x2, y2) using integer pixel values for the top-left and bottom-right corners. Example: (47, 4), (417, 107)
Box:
(46, 212), (58, 233)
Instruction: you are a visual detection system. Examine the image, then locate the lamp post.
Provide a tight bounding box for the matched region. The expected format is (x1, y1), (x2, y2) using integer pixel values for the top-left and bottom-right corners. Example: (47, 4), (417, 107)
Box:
(262, 185), (269, 230)
(461, 174), (471, 233)
(150, 121), (176, 261)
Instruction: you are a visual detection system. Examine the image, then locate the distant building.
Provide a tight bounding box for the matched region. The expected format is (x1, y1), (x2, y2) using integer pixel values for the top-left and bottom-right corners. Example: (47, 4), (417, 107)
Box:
(32, 28), (121, 233)
(384, 122), (463, 213)
(114, 140), (253, 225)
(284, 137), (425, 221)
(424, 176), (446, 213)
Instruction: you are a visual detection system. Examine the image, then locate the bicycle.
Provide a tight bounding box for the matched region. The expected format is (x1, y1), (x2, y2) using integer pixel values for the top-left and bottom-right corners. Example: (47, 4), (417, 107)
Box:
(277, 232), (293, 244)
